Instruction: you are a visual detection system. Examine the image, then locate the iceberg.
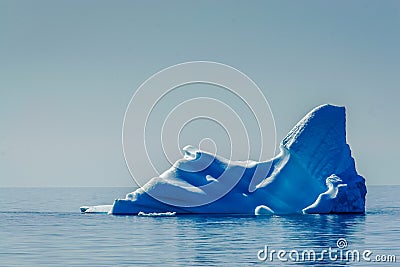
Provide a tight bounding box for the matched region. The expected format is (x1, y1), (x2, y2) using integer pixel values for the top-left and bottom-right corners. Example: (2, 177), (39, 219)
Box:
(81, 104), (366, 215)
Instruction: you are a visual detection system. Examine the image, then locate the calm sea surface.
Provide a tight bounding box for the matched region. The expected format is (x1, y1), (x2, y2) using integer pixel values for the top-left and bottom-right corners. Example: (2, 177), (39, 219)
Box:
(0, 186), (399, 266)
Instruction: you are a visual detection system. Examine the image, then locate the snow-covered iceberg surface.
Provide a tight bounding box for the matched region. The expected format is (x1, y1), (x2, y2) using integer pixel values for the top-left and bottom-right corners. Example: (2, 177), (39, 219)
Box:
(83, 104), (367, 215)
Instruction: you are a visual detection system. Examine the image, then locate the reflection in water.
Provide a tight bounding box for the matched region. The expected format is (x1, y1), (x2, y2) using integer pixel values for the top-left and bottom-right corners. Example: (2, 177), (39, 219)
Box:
(276, 214), (366, 248)
(0, 186), (398, 266)
(168, 213), (367, 266)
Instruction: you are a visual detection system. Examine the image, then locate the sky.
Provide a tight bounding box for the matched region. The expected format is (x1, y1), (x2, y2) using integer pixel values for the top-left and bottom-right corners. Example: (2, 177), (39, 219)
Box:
(0, 0), (399, 187)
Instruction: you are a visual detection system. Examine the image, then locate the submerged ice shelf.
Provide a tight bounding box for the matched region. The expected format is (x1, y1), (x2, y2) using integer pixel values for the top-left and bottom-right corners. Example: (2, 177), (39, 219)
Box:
(81, 104), (367, 215)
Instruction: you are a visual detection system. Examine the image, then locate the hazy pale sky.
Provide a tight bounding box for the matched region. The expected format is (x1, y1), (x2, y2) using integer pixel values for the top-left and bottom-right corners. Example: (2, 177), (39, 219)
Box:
(1, 0), (399, 186)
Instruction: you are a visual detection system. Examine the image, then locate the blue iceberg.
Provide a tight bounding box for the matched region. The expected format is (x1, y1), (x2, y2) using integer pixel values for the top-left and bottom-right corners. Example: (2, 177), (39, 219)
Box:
(82, 104), (366, 215)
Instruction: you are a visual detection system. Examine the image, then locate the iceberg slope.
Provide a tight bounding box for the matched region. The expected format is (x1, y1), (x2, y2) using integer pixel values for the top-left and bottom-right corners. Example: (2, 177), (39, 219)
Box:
(255, 104), (367, 214)
(100, 104), (366, 215)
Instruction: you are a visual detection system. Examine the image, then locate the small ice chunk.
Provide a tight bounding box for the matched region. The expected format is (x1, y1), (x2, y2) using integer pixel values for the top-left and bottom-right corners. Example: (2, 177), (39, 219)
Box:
(80, 205), (112, 214)
(255, 205), (274, 215)
(137, 211), (176, 217)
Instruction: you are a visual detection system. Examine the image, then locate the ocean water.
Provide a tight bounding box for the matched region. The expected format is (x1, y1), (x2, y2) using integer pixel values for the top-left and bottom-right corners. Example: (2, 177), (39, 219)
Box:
(0, 186), (398, 266)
